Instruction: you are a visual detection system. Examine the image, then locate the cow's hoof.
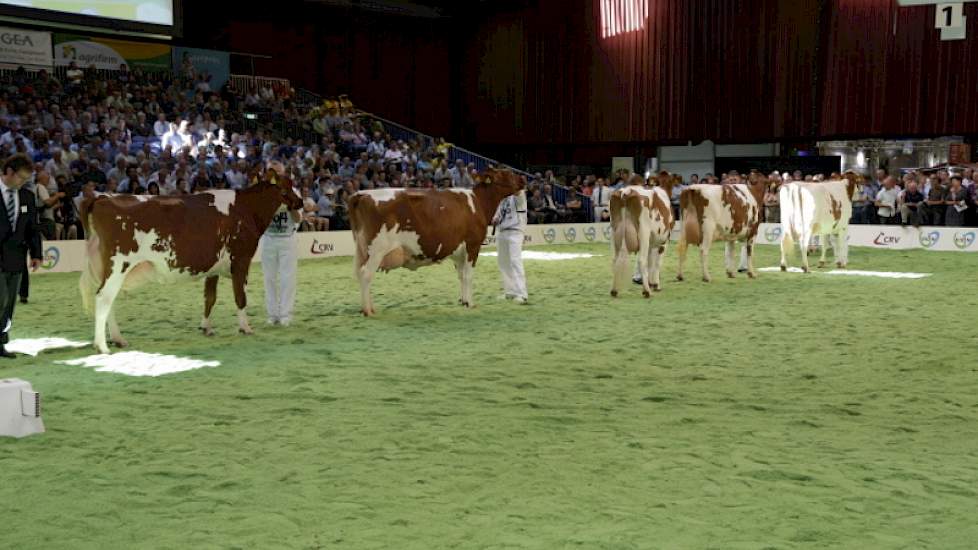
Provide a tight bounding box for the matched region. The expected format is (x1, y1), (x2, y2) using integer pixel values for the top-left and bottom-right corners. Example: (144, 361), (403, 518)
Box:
(836, 262), (844, 269)
(747, 272), (756, 279)
(780, 265), (787, 272)
(802, 267), (810, 274)
(95, 345), (111, 355)
(652, 284), (661, 292)
(361, 309), (374, 317)
(642, 290), (651, 298)
(726, 271), (735, 279)
(113, 339), (129, 349)
(702, 277), (711, 283)
(676, 275), (685, 282)
(201, 329), (215, 337)
(818, 261), (826, 268)
(610, 290), (618, 298)
(238, 328), (254, 335)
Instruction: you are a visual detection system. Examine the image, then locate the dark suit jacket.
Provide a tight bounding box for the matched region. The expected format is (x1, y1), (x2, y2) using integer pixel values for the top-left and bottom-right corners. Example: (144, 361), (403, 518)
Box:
(0, 186), (43, 272)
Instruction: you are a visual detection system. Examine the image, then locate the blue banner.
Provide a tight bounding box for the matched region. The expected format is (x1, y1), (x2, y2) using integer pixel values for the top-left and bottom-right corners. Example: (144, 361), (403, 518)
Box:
(172, 46), (229, 90)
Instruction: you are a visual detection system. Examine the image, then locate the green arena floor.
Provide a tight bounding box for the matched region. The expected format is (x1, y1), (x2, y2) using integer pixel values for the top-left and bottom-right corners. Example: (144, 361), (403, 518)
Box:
(2, 243), (977, 549)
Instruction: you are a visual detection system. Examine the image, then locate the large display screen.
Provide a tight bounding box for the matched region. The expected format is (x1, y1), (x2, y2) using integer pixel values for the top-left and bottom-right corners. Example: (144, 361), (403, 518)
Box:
(0, 0), (178, 37)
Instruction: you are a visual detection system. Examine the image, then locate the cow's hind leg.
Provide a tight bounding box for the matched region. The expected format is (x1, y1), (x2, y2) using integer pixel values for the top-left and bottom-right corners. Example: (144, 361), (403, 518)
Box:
(94, 272), (126, 354)
(700, 221), (716, 282)
(724, 241), (736, 279)
(231, 264), (253, 334)
(200, 275), (219, 336)
(610, 243), (629, 298)
(454, 250), (476, 308)
(836, 230), (849, 269)
(818, 234), (830, 268)
(675, 236), (687, 282)
(798, 230), (813, 273)
(649, 244), (665, 292)
(745, 242), (757, 279)
(356, 246), (385, 317)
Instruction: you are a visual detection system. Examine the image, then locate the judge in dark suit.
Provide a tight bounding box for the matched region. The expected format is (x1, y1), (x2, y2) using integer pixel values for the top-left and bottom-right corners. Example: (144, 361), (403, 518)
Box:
(0, 154), (43, 358)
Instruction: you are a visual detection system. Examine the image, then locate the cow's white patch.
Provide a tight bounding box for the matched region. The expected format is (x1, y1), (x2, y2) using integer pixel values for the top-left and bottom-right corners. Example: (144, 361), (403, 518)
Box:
(360, 189), (402, 204)
(57, 352), (220, 377)
(480, 251), (601, 261)
(447, 188), (477, 213)
(204, 190), (236, 215)
(134, 195), (150, 202)
(758, 267), (930, 279)
(6, 337), (90, 357)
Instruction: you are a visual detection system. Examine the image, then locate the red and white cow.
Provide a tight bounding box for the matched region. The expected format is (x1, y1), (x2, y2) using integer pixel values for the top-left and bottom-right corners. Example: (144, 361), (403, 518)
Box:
(79, 171), (303, 353)
(779, 172), (861, 272)
(348, 168), (524, 316)
(609, 173), (675, 298)
(676, 175), (766, 282)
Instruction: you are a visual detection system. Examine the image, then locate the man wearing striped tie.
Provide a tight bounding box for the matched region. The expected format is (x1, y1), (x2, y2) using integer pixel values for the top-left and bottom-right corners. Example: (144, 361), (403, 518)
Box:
(0, 154), (42, 358)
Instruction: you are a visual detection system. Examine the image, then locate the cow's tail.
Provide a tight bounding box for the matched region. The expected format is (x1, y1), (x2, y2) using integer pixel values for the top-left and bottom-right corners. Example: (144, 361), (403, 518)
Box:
(679, 189), (701, 248)
(79, 197), (103, 316)
(779, 185), (797, 260)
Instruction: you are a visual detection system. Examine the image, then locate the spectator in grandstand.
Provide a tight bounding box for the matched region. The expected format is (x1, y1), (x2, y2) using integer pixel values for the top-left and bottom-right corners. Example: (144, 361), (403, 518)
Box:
(875, 177), (900, 225)
(899, 179), (925, 227)
(944, 177), (968, 227)
(925, 174), (947, 226)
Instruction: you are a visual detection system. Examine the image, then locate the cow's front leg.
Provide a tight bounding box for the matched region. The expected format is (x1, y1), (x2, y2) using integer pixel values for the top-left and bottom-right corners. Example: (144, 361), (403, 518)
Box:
(200, 275), (219, 336)
(724, 241), (736, 278)
(454, 251), (476, 308)
(231, 266), (253, 335)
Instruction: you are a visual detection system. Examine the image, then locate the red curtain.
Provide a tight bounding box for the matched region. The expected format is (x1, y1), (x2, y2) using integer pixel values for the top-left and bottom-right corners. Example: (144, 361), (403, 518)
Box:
(820, 0), (978, 137)
(458, 0), (822, 147)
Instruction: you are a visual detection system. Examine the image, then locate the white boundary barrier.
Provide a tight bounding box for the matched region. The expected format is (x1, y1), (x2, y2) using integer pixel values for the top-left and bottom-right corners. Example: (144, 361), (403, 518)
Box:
(29, 223), (978, 275)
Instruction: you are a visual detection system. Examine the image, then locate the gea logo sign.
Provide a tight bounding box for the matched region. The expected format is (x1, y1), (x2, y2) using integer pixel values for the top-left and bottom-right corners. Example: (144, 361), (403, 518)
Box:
(873, 232), (900, 246)
(0, 33), (35, 47)
(309, 239), (334, 255)
(602, 226), (613, 241)
(953, 231), (976, 250)
(584, 226), (597, 242)
(563, 227), (577, 243)
(41, 247), (59, 270)
(919, 231), (940, 248)
(765, 226), (782, 242)
(543, 228), (557, 244)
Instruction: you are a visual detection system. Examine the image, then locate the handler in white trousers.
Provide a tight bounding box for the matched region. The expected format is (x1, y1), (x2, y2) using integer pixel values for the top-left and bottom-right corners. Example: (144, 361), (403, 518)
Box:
(492, 189), (528, 304)
(260, 161), (302, 325)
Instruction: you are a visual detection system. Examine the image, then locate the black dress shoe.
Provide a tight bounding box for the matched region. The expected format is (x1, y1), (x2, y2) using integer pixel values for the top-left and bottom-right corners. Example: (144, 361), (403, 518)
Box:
(19, 297), (27, 304)
(0, 349), (16, 359)
(632, 276), (643, 285)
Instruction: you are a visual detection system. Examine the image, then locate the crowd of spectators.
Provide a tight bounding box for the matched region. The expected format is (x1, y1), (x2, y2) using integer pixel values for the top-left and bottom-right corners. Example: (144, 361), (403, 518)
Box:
(2, 61), (976, 238)
(0, 63), (494, 237)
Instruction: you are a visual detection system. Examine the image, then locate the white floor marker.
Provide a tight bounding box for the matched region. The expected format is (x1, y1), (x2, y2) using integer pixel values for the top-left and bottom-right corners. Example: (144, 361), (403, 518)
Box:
(480, 251), (601, 261)
(57, 352), (220, 377)
(758, 267), (931, 279)
(6, 337), (91, 357)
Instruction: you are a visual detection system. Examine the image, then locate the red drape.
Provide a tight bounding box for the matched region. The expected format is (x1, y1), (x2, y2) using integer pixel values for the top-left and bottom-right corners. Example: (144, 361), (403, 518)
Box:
(820, 0), (978, 137)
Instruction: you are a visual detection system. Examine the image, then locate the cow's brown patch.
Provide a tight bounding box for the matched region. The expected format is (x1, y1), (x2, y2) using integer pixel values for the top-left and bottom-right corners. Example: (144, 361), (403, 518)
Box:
(722, 185), (750, 235)
(829, 195), (843, 221)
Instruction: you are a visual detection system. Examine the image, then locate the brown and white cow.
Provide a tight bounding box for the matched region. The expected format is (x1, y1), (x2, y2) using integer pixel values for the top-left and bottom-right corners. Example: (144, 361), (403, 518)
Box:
(79, 171), (303, 353)
(348, 168), (524, 316)
(676, 174), (766, 282)
(779, 171), (861, 272)
(609, 173), (675, 298)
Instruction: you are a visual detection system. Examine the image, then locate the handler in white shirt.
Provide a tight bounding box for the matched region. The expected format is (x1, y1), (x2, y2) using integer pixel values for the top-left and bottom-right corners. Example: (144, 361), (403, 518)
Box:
(492, 189), (528, 304)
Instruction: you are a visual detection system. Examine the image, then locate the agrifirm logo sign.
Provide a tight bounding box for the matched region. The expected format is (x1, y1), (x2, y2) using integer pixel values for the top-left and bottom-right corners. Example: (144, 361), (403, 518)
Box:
(919, 231), (940, 249)
(764, 226), (782, 243)
(41, 246), (60, 270)
(873, 232), (900, 246)
(953, 231), (976, 250)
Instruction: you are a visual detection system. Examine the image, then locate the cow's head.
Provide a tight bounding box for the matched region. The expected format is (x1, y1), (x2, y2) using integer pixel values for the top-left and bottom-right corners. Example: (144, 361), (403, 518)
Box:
(480, 168), (526, 195)
(842, 170), (865, 200)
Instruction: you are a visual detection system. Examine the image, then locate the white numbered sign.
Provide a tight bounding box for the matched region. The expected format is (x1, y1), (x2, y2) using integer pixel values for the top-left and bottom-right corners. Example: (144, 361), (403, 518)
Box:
(936, 3), (965, 28)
